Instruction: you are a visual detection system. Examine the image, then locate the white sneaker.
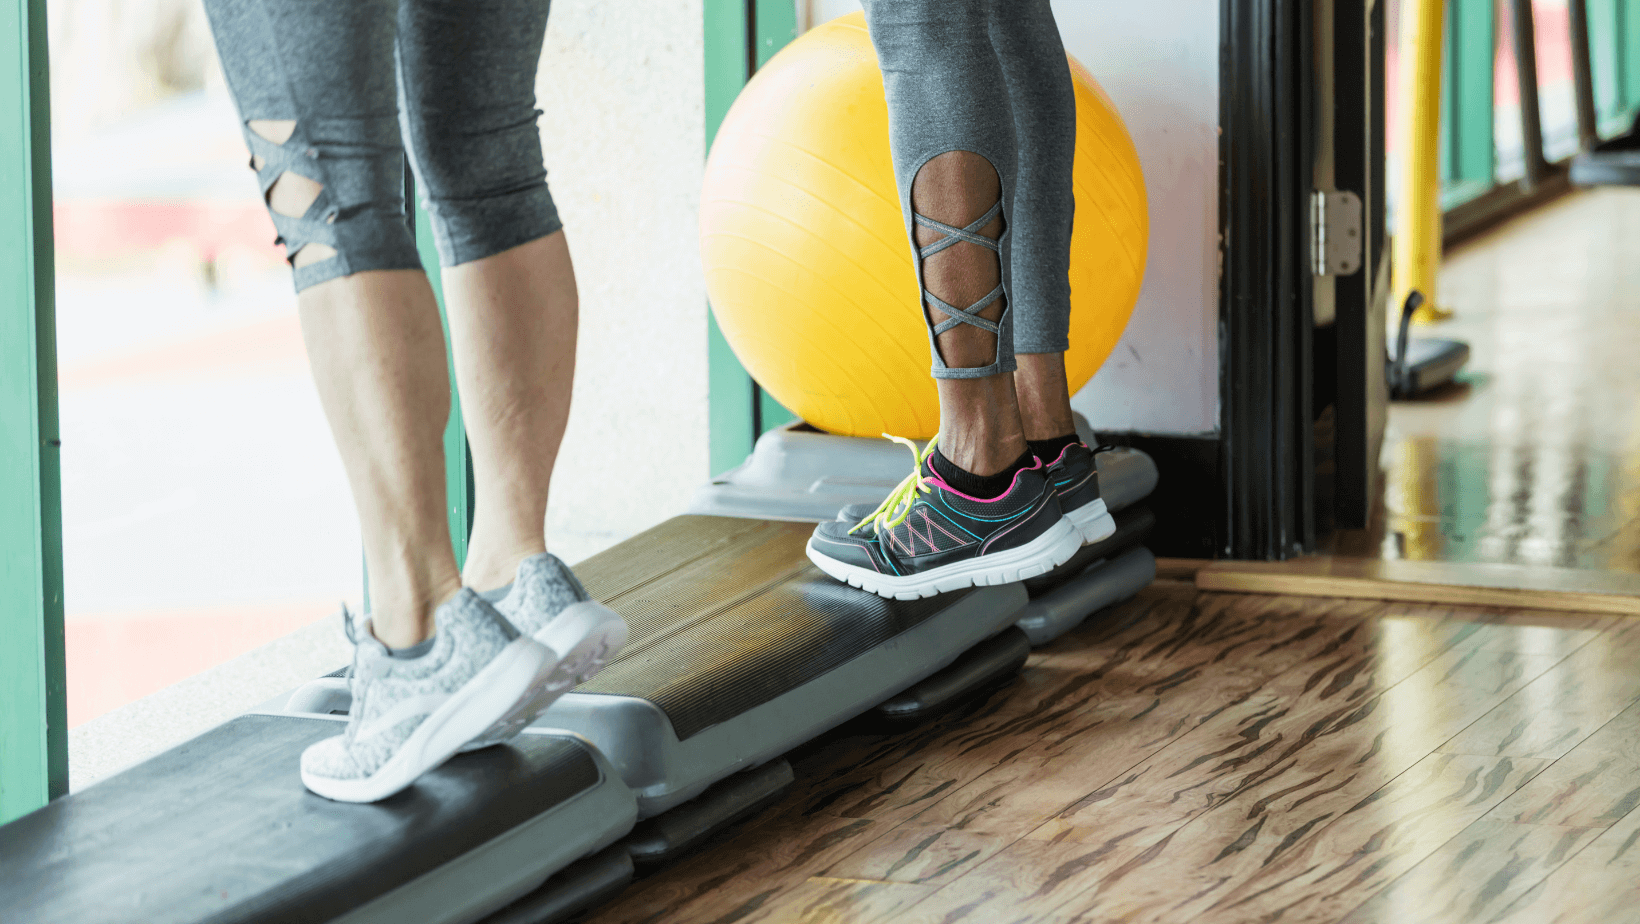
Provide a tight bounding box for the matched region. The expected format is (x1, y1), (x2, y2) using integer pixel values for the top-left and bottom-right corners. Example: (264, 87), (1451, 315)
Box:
(461, 553), (628, 750)
(299, 590), (554, 803)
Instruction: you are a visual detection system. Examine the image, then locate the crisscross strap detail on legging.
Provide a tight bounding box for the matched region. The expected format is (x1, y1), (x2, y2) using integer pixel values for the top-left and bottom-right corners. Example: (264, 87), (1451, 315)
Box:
(914, 199), (1005, 338)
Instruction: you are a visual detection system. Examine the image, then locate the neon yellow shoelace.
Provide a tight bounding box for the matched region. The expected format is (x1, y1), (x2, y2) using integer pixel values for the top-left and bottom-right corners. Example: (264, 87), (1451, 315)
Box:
(849, 434), (939, 536)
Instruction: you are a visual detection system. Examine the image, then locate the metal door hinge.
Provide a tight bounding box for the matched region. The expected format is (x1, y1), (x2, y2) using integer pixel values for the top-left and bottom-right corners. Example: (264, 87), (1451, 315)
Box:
(1310, 189), (1363, 276)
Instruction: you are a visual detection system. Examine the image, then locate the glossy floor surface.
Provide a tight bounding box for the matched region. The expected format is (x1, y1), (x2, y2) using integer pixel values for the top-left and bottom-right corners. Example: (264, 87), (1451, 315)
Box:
(1373, 186), (1640, 572)
(586, 583), (1640, 923)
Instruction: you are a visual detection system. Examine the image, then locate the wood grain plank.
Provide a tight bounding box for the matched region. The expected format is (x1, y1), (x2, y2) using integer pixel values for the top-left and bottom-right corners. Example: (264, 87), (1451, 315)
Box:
(819, 824), (1009, 887)
(591, 587), (1365, 923)
(1440, 621), (1640, 760)
(908, 611), (1581, 923)
(584, 812), (883, 924)
(1485, 699), (1640, 828)
(1197, 558), (1640, 616)
(793, 594), (1406, 841)
(1060, 657), (1564, 922)
(1200, 754), (1553, 924)
(1489, 795), (1640, 924)
(1337, 818), (1603, 924)
(736, 877), (937, 924)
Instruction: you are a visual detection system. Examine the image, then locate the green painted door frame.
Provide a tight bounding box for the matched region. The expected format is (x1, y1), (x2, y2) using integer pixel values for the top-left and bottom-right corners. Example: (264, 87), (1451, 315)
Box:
(1, 0), (66, 823)
(1438, 0), (1640, 208)
(1440, 0), (1495, 204)
(705, 0), (798, 476)
(412, 193), (474, 566)
(367, 171), (471, 609)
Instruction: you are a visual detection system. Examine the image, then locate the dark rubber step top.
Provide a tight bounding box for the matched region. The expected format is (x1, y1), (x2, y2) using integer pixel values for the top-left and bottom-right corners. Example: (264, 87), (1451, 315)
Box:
(0, 715), (600, 924)
(573, 516), (977, 740)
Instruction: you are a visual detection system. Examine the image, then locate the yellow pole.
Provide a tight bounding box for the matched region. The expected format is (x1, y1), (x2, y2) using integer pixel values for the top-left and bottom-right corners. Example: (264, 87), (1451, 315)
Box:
(1392, 0), (1453, 324)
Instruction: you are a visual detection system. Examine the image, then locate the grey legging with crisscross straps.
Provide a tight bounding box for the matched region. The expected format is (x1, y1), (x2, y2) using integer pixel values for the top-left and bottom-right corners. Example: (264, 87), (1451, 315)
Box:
(863, 0), (1077, 380)
(202, 0), (558, 293)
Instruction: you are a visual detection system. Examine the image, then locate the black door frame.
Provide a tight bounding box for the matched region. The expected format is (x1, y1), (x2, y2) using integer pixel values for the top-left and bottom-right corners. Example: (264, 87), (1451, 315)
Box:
(1219, 0), (1320, 560)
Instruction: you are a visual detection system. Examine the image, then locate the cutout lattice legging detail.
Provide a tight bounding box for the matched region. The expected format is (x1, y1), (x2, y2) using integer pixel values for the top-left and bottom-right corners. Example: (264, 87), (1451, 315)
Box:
(863, 0), (1076, 380)
(915, 199), (1006, 343)
(201, 0), (561, 293)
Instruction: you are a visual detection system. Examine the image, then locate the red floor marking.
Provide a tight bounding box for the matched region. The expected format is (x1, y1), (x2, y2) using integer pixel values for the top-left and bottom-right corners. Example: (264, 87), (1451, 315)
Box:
(54, 199), (280, 262)
(66, 601), (339, 728)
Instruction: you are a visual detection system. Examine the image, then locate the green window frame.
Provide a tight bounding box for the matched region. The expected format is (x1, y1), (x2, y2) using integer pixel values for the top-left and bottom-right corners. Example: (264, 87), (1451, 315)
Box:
(1, 0), (66, 824)
(1438, 0), (1640, 211)
(705, 0), (800, 476)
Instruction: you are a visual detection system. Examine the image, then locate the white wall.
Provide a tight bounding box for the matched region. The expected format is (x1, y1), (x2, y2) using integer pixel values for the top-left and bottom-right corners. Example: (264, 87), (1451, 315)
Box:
(1053, 0), (1220, 436)
(535, 1), (710, 562)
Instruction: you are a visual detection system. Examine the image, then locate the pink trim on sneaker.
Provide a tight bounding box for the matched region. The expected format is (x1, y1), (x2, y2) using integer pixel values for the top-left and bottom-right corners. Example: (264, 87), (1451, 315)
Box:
(923, 457), (1045, 503)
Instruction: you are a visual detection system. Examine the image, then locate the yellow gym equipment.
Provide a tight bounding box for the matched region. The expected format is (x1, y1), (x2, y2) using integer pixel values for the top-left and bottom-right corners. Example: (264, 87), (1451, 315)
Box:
(700, 11), (1148, 440)
(1392, 0), (1453, 325)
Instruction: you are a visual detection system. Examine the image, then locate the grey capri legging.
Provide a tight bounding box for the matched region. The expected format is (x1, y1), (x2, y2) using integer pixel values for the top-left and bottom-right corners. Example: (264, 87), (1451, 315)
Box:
(862, 0), (1076, 379)
(202, 0), (559, 292)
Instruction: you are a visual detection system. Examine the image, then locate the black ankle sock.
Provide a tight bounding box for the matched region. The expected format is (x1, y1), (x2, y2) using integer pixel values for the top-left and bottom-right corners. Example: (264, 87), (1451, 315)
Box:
(1026, 433), (1082, 465)
(929, 447), (1034, 499)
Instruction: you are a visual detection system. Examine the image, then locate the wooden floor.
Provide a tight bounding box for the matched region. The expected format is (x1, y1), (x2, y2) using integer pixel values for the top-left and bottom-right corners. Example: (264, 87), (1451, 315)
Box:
(585, 583), (1640, 923)
(1345, 186), (1640, 573)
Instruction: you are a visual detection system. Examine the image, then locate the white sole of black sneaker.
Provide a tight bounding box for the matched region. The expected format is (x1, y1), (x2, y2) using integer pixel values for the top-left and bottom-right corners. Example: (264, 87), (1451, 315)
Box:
(301, 634), (553, 803)
(806, 516), (1084, 601)
(461, 601), (629, 752)
(1065, 498), (1117, 545)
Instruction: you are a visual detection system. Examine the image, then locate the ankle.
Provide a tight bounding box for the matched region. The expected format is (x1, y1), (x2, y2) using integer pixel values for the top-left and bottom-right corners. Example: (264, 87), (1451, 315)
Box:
(364, 561), (459, 646)
(1014, 353), (1077, 441)
(369, 578), (459, 648)
(462, 541), (546, 594)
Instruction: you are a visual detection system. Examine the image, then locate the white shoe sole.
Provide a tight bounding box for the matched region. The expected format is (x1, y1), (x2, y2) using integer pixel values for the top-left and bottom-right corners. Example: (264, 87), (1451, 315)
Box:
(301, 635), (553, 803)
(461, 600), (629, 752)
(1065, 498), (1117, 545)
(807, 516), (1083, 601)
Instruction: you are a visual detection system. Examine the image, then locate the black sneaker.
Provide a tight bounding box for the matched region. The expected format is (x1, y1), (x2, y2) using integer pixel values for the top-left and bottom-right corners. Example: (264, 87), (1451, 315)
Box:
(836, 441), (1118, 547)
(806, 436), (1082, 600)
(1044, 441), (1117, 545)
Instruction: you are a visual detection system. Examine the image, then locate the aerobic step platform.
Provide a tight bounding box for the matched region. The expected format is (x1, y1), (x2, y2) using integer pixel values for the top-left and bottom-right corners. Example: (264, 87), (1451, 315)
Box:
(293, 515), (1026, 819)
(689, 416), (1159, 524)
(1570, 112), (1640, 186)
(0, 717), (636, 924)
(521, 514), (1027, 816)
(1017, 506), (1157, 646)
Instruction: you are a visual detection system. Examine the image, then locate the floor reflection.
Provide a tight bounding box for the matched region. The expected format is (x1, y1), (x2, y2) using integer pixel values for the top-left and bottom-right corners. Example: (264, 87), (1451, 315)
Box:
(1362, 187), (1640, 573)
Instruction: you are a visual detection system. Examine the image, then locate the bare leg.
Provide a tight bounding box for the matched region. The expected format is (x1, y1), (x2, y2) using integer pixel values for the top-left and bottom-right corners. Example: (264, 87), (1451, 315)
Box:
(252, 114), (458, 649)
(914, 151), (1028, 476)
(441, 232), (578, 593)
(299, 270), (462, 650)
(1014, 352), (1077, 442)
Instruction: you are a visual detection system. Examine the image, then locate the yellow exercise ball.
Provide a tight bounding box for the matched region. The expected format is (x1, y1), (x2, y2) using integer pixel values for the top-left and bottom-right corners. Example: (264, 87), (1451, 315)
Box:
(700, 12), (1147, 440)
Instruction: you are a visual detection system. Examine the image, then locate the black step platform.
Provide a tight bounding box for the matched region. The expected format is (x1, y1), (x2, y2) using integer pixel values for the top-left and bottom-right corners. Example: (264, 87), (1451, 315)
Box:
(0, 716), (637, 924)
(873, 625), (1032, 725)
(531, 515), (1027, 816)
(1389, 290), (1470, 400)
(1570, 112), (1640, 186)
